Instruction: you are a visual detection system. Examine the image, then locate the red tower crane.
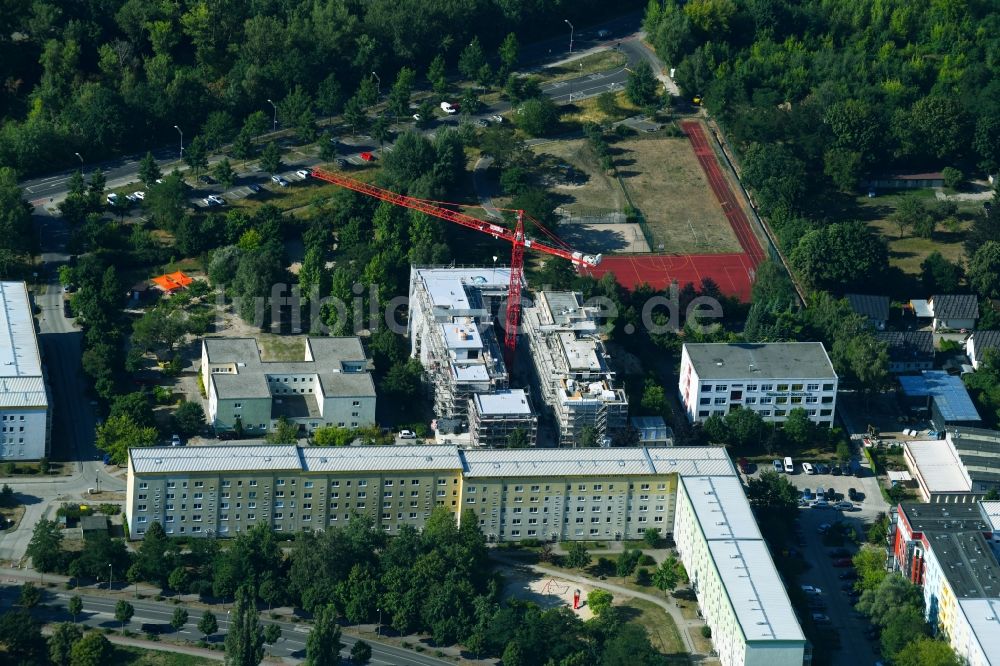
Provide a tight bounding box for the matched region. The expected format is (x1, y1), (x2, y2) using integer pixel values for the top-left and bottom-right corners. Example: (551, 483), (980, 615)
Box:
(311, 168), (602, 366)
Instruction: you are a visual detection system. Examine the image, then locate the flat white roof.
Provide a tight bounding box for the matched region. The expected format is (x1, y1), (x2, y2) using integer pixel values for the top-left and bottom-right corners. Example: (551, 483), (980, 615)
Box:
(905, 439), (972, 492)
(416, 267), (511, 311)
(474, 390), (533, 416)
(647, 448), (734, 476)
(709, 539), (806, 642)
(301, 446), (462, 473)
(681, 476), (762, 540)
(957, 599), (1000, 666)
(0, 282), (46, 410)
(442, 322), (483, 349)
(461, 446), (734, 478)
(130, 445), (302, 474)
(980, 501), (1000, 532)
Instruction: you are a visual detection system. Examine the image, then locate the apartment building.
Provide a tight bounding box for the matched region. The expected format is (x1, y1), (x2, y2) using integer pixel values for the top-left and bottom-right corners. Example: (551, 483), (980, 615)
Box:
(892, 503), (1000, 666)
(675, 475), (807, 666)
(200, 337), (375, 436)
(679, 343), (837, 426)
(407, 267), (512, 424)
(126, 443), (805, 666)
(521, 291), (628, 446)
(467, 389), (537, 447)
(0, 281), (50, 460)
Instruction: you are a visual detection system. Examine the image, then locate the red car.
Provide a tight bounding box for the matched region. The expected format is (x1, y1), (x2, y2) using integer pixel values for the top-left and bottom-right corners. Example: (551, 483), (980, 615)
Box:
(833, 558), (853, 568)
(360, 152), (374, 162)
(738, 458), (751, 474)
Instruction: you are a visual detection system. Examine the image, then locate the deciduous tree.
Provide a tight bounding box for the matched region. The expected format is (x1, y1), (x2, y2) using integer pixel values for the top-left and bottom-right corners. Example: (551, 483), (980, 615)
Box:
(304, 604), (342, 666)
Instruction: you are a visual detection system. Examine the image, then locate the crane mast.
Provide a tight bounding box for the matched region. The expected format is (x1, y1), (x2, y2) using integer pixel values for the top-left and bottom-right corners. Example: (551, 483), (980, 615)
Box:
(311, 168), (601, 367)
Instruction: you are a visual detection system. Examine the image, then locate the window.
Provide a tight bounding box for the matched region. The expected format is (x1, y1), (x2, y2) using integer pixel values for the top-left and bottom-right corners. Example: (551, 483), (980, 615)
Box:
(194, 481), (204, 488)
(777, 384), (789, 391)
(759, 409), (771, 416)
(807, 383), (819, 391)
(760, 396), (773, 404)
(137, 494), (147, 500)
(276, 479), (285, 486)
(776, 397), (788, 404)
(806, 396), (818, 404)
(745, 397), (757, 404)
(167, 482), (175, 488)
(700, 397), (711, 405)
(790, 397), (802, 404)
(249, 480), (257, 486)
(701, 385), (713, 392)
(193, 493), (203, 499)
(823, 383), (835, 391)
(746, 384), (758, 391)
(384, 480), (393, 486)
(716, 384), (727, 391)
(331, 481), (340, 487)
(714, 397), (726, 405)
(775, 409), (787, 417)
(761, 384), (773, 391)
(304, 481), (313, 488)
(352, 400), (360, 406)
(137, 504), (147, 511)
(358, 480), (367, 487)
(791, 383), (803, 391)
(222, 480), (231, 487)
(138, 482), (148, 490)
(193, 503), (202, 510)
(192, 515), (202, 522)
(820, 409), (833, 416)
(698, 410), (709, 417)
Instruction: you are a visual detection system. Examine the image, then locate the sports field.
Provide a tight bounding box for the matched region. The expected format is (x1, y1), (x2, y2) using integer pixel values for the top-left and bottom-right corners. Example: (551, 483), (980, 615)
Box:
(616, 136), (742, 255)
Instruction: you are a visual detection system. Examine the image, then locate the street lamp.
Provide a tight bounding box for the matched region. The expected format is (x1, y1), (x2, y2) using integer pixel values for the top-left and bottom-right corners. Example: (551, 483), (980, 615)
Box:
(371, 71), (380, 97)
(564, 19), (574, 54)
(377, 607), (382, 636)
(173, 125), (183, 159)
(267, 99), (278, 132)
(108, 563), (113, 591)
(74, 152), (83, 166)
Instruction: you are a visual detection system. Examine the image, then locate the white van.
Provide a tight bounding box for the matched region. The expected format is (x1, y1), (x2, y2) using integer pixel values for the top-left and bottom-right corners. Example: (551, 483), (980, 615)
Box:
(440, 101), (457, 114)
(784, 456), (794, 473)
(802, 462), (815, 475)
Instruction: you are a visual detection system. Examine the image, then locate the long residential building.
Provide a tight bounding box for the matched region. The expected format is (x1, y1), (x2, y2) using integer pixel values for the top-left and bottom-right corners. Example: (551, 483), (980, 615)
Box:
(126, 443), (806, 666)
(521, 291), (628, 445)
(0, 281), (50, 460)
(679, 343), (838, 426)
(892, 502), (1000, 666)
(407, 267), (512, 428)
(200, 337), (375, 436)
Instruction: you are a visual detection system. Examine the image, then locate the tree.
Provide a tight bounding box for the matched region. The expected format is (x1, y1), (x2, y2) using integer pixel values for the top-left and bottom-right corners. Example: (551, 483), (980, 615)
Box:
(745, 470), (799, 529)
(891, 196), (931, 239)
(565, 541), (591, 569)
(198, 611), (218, 639)
(0, 609), (46, 663)
(243, 112), (270, 141)
(317, 74), (344, 117)
(263, 624), (281, 646)
(171, 608), (189, 631)
(172, 401), (206, 437)
(616, 549), (642, 580)
(967, 241), (1000, 299)
(279, 86), (317, 143)
(921, 252), (962, 293)
(587, 589), (614, 615)
(231, 129), (254, 166)
(305, 604), (342, 666)
(343, 95), (369, 136)
(95, 414), (158, 465)
(791, 221), (888, 291)
(260, 141), (281, 174)
(48, 622), (83, 666)
(18, 582), (41, 608)
(506, 428), (529, 448)
(68, 595), (83, 622)
(894, 637), (961, 666)
(498, 33), (519, 76)
(266, 416), (299, 444)
(27, 518), (64, 572)
(387, 67), (416, 119)
(652, 555), (686, 595)
(723, 408), (767, 448)
(183, 136), (209, 175)
(942, 167), (964, 190)
(880, 607), (929, 657)
(518, 97), (559, 137)
(427, 54), (448, 94)
(371, 115), (391, 151)
(312, 426), (354, 447)
(213, 158), (236, 189)
(579, 426), (598, 448)
(138, 151), (161, 186)
(69, 631), (112, 666)
(502, 641), (525, 666)
(857, 574), (924, 627)
(458, 38), (486, 80)
(597, 91), (619, 118)
(114, 600), (134, 633)
(782, 408), (814, 447)
(643, 528), (662, 548)
(350, 639), (372, 663)
(853, 546), (889, 592)
(626, 61), (659, 107)
(225, 585), (265, 666)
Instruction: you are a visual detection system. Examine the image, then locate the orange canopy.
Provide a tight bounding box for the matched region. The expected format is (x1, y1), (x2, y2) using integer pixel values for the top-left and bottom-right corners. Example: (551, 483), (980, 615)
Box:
(152, 271), (193, 292)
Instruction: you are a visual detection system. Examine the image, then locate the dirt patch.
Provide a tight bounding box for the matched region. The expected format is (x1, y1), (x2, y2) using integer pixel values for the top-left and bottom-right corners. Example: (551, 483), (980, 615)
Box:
(540, 50), (628, 84)
(559, 222), (650, 253)
(532, 139), (623, 215)
(501, 569), (595, 621)
(0, 504), (25, 531)
(617, 137), (741, 254)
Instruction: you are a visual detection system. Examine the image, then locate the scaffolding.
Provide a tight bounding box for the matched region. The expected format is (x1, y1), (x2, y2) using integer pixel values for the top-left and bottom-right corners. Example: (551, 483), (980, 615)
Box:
(522, 291), (629, 446)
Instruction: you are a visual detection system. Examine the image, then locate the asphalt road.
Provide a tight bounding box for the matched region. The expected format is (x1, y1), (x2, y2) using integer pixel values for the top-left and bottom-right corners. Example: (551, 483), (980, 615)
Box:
(17, 11), (655, 206)
(0, 583), (451, 666)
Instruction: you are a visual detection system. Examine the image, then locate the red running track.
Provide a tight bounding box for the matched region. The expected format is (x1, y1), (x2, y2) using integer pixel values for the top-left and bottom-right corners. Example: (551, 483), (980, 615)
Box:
(589, 121), (764, 301)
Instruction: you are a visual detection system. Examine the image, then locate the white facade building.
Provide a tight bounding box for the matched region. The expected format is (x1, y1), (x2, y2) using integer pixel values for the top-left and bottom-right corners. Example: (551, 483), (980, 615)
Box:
(468, 389), (537, 447)
(0, 282), (50, 460)
(675, 475), (807, 666)
(201, 337), (375, 436)
(679, 343), (837, 426)
(521, 291), (628, 445)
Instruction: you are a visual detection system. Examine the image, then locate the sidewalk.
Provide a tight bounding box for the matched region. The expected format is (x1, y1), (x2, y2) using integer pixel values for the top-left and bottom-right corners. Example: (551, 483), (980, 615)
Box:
(41, 624), (226, 662)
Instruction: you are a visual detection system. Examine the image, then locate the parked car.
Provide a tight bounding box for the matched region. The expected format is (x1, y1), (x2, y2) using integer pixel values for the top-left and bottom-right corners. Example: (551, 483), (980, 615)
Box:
(831, 464), (841, 476)
(811, 613), (830, 623)
(829, 548), (851, 558)
(772, 459), (783, 472)
(198, 175), (216, 185)
(839, 461), (851, 476)
(816, 487), (826, 501)
(102, 453), (111, 465)
(132, 190), (146, 200)
(815, 463), (830, 474)
(398, 430), (417, 439)
(834, 501), (856, 511)
(106, 192), (119, 205)
(203, 195), (225, 206)
(491, 114), (504, 123)
(839, 570), (858, 580)
(440, 101), (457, 114)
(802, 462), (815, 474)
(271, 175), (289, 187)
(597, 29), (611, 38)
(360, 152), (375, 162)
(832, 558), (853, 568)
(171, 434), (182, 446)
(295, 169), (311, 179)
(817, 523), (832, 534)
(737, 458), (751, 474)
(848, 488), (864, 502)
(335, 158), (348, 168)
(247, 183), (262, 193)
(812, 500), (831, 509)
(801, 585), (822, 595)
(802, 488), (814, 500)
(412, 113), (422, 121)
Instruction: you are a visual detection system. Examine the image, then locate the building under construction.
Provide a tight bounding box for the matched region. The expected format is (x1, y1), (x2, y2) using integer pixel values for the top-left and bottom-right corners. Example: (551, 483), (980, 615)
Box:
(408, 267), (514, 429)
(468, 389), (538, 447)
(521, 291), (628, 446)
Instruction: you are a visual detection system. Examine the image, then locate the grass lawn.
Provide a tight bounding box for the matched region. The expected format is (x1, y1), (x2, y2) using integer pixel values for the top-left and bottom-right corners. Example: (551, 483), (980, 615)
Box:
(538, 50), (627, 84)
(530, 138), (623, 214)
(560, 91), (640, 126)
(113, 645), (217, 665)
(615, 136), (741, 254)
(622, 599), (688, 661)
(256, 334), (306, 361)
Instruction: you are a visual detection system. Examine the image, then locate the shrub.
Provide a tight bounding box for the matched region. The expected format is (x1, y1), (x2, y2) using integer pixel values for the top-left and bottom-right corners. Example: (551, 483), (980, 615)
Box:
(639, 554), (656, 567)
(942, 166), (964, 190)
(701, 625), (712, 638)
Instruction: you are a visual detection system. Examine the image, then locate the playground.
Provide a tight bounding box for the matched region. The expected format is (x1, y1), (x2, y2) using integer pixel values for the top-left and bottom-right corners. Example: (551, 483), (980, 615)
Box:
(501, 568), (596, 621)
